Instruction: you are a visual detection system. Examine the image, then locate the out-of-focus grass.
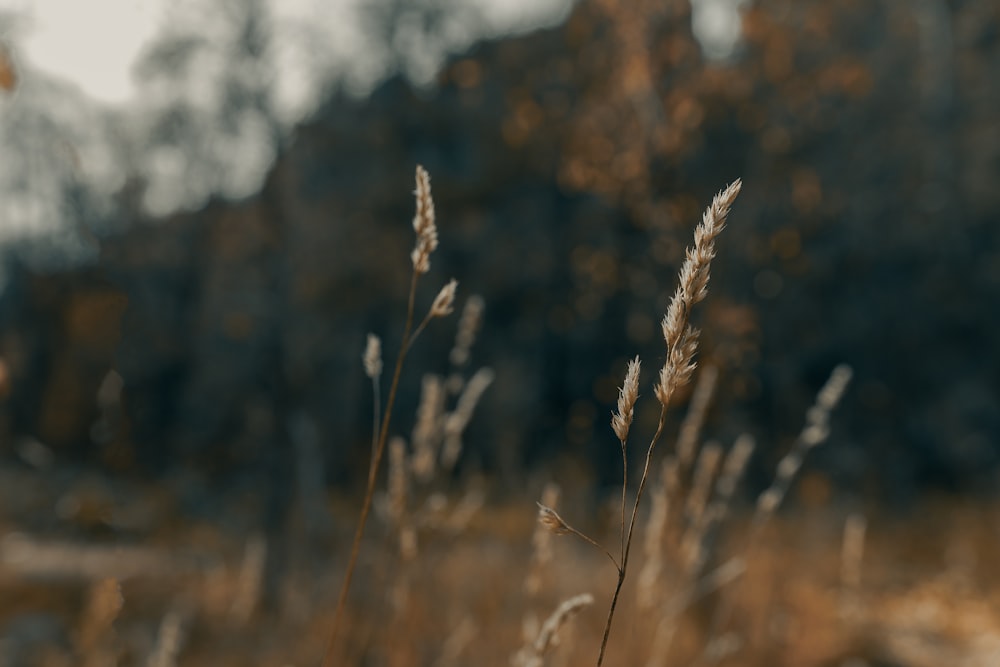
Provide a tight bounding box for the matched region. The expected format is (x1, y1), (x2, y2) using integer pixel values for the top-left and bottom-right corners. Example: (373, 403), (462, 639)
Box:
(1, 464), (999, 667)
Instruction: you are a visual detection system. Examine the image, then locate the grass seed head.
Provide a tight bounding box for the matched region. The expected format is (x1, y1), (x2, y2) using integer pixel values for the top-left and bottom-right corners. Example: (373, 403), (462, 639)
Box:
(612, 355), (641, 443)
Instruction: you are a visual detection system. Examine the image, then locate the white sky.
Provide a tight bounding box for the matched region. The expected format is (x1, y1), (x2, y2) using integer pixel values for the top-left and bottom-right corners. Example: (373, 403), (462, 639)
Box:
(0, 0), (581, 251)
(0, 0), (165, 104)
(0, 0), (740, 258)
(0, 0), (578, 107)
(0, 0), (739, 109)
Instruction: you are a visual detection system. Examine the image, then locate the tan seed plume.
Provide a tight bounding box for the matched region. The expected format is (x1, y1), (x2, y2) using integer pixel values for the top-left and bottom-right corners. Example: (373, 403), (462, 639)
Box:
(411, 165), (438, 274)
(363, 333), (383, 379)
(525, 483), (561, 596)
(637, 455), (680, 610)
(685, 442), (723, 527)
(513, 593), (594, 667)
(411, 374), (445, 482)
(441, 367), (494, 471)
(754, 364), (853, 525)
(430, 279), (458, 318)
(536, 503), (572, 535)
(611, 355), (641, 443)
(450, 295), (485, 367)
(675, 365), (718, 474)
(655, 180), (741, 407)
(533, 593), (594, 654)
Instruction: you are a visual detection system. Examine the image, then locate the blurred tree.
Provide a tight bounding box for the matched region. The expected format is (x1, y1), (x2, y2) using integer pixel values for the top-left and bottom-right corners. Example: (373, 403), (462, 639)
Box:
(358, 0), (486, 86)
(129, 0), (282, 216)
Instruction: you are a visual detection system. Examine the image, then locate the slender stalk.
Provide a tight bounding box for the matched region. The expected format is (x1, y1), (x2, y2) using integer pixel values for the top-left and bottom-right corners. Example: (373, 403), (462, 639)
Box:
(404, 310), (435, 354)
(619, 440), (628, 561)
(568, 525), (621, 572)
(323, 271), (419, 667)
(369, 375), (380, 478)
(597, 406), (669, 666)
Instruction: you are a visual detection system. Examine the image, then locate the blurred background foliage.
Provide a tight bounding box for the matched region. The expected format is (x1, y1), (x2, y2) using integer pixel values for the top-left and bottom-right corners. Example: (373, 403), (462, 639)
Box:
(0, 0), (997, 512)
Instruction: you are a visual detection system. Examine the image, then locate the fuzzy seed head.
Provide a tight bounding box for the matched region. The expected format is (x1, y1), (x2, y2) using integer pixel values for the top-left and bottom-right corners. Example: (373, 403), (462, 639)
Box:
(611, 356), (641, 442)
(655, 180), (741, 408)
(533, 593), (594, 654)
(536, 503), (571, 535)
(411, 165), (438, 274)
(655, 325), (700, 407)
(362, 333), (382, 379)
(430, 279), (458, 318)
(450, 295), (485, 366)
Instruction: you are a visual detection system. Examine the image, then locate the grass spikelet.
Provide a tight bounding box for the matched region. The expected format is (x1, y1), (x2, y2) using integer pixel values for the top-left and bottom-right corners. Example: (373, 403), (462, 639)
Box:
(536, 503), (572, 535)
(709, 366), (852, 650)
(675, 365), (718, 475)
(535, 501), (618, 567)
(611, 356), (641, 443)
(514, 594), (595, 667)
(363, 334), (383, 379)
(450, 295), (485, 368)
(441, 367), (495, 471)
(411, 374), (445, 482)
(146, 610), (185, 667)
(534, 594), (595, 655)
(526, 483), (561, 596)
(637, 455), (679, 610)
(655, 180), (741, 408)
(754, 364), (854, 527)
(683, 436), (755, 578)
(612, 356), (641, 555)
(430, 279), (458, 318)
(684, 442), (723, 529)
(363, 333), (384, 473)
(713, 434), (755, 502)
(411, 165), (437, 274)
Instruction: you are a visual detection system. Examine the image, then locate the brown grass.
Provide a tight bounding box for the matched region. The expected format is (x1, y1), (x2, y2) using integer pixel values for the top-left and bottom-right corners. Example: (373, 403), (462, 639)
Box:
(3, 168), (999, 667)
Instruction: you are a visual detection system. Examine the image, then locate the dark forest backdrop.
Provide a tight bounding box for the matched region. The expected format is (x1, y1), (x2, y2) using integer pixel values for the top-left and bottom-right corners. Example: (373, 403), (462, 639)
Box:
(0, 0), (997, 509)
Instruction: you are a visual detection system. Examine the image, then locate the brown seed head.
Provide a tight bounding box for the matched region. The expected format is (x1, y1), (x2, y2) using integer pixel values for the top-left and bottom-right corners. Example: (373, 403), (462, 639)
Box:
(536, 503), (571, 535)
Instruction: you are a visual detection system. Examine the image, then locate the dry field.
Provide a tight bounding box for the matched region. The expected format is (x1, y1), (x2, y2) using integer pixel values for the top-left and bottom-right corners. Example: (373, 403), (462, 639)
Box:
(1, 168), (998, 667)
(1, 466), (999, 667)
